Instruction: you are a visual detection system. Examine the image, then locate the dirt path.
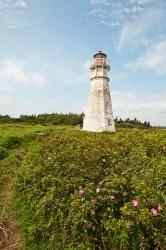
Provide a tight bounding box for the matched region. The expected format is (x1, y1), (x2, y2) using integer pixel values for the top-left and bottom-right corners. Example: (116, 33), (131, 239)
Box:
(0, 149), (25, 250)
(0, 178), (22, 250)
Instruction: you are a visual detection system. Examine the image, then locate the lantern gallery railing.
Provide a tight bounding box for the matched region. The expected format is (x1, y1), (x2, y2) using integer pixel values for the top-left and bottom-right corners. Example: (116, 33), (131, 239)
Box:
(90, 58), (110, 67)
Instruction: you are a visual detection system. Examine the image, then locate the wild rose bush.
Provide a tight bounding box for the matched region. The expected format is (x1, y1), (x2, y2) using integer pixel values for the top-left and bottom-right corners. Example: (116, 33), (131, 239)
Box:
(15, 128), (166, 249)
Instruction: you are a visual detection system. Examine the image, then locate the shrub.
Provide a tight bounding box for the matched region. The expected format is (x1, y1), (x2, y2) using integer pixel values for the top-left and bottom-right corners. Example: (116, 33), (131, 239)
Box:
(2, 136), (22, 149)
(15, 129), (166, 249)
(0, 147), (8, 160)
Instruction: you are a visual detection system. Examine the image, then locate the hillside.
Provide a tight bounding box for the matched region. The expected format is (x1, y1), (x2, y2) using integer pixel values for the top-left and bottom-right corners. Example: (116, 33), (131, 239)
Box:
(0, 125), (166, 249)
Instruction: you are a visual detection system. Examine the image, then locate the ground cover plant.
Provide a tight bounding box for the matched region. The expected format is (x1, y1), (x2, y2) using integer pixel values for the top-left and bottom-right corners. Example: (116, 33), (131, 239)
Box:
(0, 124), (59, 249)
(0, 124), (56, 193)
(14, 128), (166, 250)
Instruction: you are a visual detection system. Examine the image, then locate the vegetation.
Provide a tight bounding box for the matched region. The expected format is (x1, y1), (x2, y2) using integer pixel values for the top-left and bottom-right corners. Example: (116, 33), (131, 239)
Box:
(12, 127), (165, 249)
(0, 124), (57, 249)
(0, 123), (165, 249)
(0, 114), (84, 126)
(0, 114), (151, 128)
(114, 117), (151, 128)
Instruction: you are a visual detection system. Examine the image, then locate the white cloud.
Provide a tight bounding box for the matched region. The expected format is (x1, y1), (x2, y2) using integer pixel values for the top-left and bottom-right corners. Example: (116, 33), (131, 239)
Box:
(0, 58), (46, 89)
(112, 91), (166, 126)
(100, 20), (120, 27)
(123, 6), (144, 13)
(88, 0), (165, 34)
(127, 40), (166, 75)
(16, 0), (27, 8)
(0, 0), (27, 8)
(117, 7), (165, 52)
(90, 0), (111, 5)
(0, 0), (28, 29)
(129, 0), (153, 4)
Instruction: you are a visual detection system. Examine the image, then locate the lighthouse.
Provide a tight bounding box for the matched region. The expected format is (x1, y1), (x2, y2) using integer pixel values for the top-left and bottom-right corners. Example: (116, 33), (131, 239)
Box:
(83, 51), (115, 132)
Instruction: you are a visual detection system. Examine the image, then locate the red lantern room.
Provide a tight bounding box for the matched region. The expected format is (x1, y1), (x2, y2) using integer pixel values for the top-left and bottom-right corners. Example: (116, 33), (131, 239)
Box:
(90, 51), (110, 69)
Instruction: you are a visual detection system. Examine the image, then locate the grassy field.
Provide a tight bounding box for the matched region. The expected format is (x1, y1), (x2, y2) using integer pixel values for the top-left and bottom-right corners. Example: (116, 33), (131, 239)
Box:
(0, 124), (166, 249)
(0, 124), (61, 249)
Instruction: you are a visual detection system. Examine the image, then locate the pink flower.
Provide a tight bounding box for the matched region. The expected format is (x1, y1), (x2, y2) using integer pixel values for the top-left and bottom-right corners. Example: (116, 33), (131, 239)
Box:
(151, 208), (158, 216)
(111, 195), (115, 200)
(96, 187), (100, 193)
(131, 199), (139, 208)
(79, 189), (85, 196)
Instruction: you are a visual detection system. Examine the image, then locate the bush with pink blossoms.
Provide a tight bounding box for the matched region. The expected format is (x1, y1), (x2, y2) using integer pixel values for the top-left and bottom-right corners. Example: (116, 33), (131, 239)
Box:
(15, 128), (166, 249)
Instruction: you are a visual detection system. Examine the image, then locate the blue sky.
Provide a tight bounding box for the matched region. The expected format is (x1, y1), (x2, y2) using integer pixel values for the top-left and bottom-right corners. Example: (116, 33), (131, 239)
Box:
(0, 0), (165, 125)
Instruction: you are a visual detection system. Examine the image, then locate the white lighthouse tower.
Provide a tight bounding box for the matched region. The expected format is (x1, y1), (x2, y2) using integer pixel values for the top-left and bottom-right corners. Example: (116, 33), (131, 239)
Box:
(83, 51), (115, 132)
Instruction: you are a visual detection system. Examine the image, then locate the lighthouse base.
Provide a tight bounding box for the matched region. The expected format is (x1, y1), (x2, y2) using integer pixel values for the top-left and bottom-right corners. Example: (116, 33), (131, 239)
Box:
(83, 117), (115, 132)
(83, 78), (115, 133)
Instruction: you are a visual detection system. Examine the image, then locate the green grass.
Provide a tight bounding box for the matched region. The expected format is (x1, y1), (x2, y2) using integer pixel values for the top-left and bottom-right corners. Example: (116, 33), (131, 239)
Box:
(12, 127), (166, 250)
(0, 124), (73, 190)
(0, 124), (165, 249)
(0, 124), (73, 249)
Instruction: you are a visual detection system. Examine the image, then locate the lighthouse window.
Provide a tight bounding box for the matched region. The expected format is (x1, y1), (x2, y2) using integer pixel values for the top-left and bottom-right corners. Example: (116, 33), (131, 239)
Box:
(97, 67), (102, 72)
(108, 119), (112, 126)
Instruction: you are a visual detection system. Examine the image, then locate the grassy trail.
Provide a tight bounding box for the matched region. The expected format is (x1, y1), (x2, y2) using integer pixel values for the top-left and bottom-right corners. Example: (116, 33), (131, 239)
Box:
(0, 124), (57, 249)
(0, 177), (22, 249)
(0, 149), (25, 250)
